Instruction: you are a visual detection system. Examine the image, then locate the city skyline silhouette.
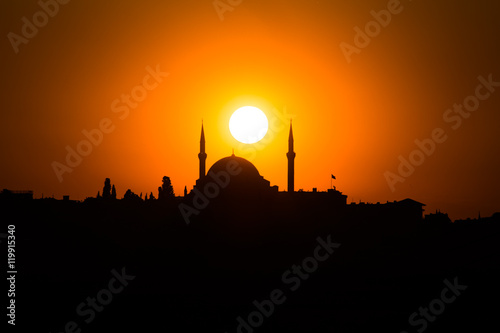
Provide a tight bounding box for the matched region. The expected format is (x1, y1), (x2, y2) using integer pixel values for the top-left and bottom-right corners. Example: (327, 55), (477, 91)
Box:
(2, 1), (500, 332)
(2, 118), (497, 223)
(2, 2), (500, 220)
(1, 122), (499, 332)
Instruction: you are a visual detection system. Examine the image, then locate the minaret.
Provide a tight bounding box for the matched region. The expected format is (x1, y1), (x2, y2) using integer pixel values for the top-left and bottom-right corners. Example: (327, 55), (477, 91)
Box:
(198, 122), (207, 179)
(286, 120), (295, 192)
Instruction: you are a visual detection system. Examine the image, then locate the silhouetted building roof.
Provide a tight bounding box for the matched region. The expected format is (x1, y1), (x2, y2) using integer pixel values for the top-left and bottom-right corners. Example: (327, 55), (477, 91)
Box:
(208, 155), (261, 180)
(455, 212), (500, 224)
(195, 154), (271, 196)
(0, 189), (33, 200)
(424, 210), (451, 224)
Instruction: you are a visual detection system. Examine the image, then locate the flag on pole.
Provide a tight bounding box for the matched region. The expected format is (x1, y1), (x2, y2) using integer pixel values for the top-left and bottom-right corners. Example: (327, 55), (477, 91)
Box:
(331, 174), (336, 179)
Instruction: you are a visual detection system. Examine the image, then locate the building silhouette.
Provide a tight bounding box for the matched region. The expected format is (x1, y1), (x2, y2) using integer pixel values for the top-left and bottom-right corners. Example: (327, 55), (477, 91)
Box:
(198, 121), (207, 180)
(286, 120), (295, 192)
(0, 189), (33, 200)
(191, 121), (347, 199)
(184, 122), (428, 226)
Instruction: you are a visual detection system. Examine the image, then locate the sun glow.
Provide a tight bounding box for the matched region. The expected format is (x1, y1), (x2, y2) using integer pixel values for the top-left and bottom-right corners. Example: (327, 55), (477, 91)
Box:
(229, 106), (269, 144)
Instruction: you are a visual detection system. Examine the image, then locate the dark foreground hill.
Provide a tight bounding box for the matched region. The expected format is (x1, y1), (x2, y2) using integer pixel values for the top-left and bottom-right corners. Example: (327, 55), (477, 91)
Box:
(1, 198), (499, 332)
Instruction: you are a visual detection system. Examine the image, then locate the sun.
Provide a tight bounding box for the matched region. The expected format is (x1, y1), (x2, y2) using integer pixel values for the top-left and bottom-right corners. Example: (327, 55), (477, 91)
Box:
(229, 106), (269, 144)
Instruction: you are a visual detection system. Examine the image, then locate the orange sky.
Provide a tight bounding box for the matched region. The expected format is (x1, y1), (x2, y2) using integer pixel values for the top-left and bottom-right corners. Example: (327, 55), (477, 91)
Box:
(1, 0), (499, 220)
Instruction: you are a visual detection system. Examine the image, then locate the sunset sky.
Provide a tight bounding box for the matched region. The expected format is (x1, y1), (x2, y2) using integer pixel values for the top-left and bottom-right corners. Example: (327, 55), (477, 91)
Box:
(1, 0), (499, 220)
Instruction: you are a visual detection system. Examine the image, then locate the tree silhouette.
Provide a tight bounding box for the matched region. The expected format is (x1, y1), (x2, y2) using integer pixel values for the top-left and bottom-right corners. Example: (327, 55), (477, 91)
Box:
(103, 178), (111, 199)
(158, 176), (174, 201)
(123, 189), (142, 202)
(149, 192), (155, 200)
(111, 185), (117, 199)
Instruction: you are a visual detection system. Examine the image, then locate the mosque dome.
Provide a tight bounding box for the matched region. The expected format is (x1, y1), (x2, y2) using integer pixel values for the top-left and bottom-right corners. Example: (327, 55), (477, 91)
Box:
(207, 155), (261, 180)
(196, 154), (271, 195)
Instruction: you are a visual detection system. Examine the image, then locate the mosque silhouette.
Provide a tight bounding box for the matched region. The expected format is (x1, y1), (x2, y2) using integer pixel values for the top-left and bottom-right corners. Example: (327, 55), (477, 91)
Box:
(194, 120), (343, 197)
(181, 121), (424, 231)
